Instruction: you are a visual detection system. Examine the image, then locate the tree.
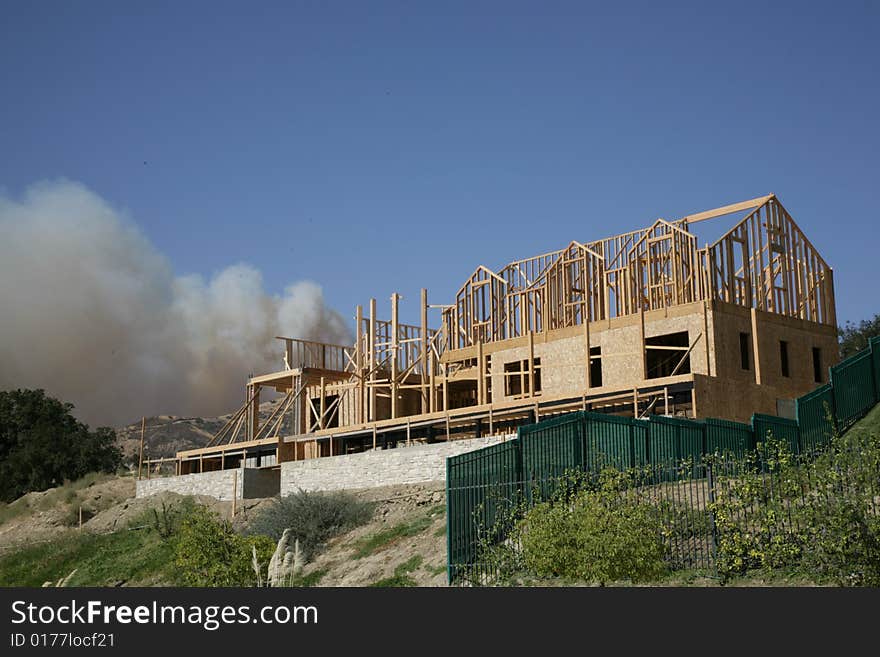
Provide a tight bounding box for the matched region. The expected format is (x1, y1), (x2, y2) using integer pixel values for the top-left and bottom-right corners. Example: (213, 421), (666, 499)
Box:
(838, 314), (880, 360)
(0, 389), (122, 502)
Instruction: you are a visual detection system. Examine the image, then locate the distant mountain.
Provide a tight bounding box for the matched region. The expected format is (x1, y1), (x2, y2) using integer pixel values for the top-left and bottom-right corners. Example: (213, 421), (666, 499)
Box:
(115, 399), (287, 463)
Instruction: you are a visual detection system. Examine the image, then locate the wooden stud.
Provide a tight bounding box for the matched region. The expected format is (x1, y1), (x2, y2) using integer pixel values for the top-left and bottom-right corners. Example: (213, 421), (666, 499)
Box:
(369, 298), (377, 422)
(750, 307), (762, 385)
(391, 292), (400, 419)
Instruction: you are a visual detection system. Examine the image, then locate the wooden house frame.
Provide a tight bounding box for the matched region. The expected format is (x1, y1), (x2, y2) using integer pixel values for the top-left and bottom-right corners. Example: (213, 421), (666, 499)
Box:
(157, 194), (838, 475)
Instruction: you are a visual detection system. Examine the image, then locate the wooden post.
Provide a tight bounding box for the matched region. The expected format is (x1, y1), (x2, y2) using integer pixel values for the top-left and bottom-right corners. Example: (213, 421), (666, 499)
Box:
(442, 362), (449, 414)
(249, 384), (261, 441)
(356, 304), (365, 423)
(638, 307), (647, 380)
(319, 376), (326, 430)
(372, 425), (377, 450)
(528, 331), (535, 397)
(420, 288), (429, 413)
(750, 307), (762, 385)
(477, 339), (484, 405)
(391, 292), (400, 419)
(429, 350), (436, 413)
(583, 309), (591, 389)
(664, 386), (669, 415)
(633, 387), (639, 418)
(702, 300), (711, 376)
(369, 298), (377, 422)
(406, 420), (411, 447)
(137, 416), (146, 481)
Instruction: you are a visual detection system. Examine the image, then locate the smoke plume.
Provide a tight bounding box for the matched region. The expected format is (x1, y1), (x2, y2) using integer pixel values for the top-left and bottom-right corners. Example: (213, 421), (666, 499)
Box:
(0, 180), (352, 427)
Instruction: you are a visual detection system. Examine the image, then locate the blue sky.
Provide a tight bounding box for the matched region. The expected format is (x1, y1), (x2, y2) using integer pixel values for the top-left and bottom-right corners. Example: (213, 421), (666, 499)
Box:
(2, 0), (878, 329)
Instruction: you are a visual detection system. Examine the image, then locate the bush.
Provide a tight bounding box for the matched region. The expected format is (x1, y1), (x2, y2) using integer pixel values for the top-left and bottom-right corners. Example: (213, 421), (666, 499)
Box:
(174, 505), (274, 586)
(710, 425), (880, 586)
(245, 489), (373, 561)
(517, 469), (668, 585)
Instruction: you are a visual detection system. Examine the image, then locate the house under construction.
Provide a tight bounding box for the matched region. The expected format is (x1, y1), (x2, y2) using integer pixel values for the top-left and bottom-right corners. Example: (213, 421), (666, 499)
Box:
(168, 194), (839, 475)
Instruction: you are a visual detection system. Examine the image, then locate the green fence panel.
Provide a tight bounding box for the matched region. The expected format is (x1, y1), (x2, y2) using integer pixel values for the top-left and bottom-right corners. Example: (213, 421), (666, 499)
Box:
(631, 418), (649, 469)
(871, 336), (880, 404)
(830, 349), (876, 428)
(520, 412), (584, 500)
(519, 412), (583, 480)
(752, 413), (801, 455)
(796, 383), (836, 452)
(648, 415), (705, 475)
(704, 417), (753, 459)
(446, 438), (522, 582)
(582, 412), (643, 471)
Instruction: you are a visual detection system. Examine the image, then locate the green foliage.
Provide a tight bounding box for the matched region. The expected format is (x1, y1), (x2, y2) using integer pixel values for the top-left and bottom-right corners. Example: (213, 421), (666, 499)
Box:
(292, 568), (328, 587)
(710, 425), (880, 586)
(516, 469), (668, 585)
(149, 498), (194, 539)
(353, 513), (434, 559)
(0, 389), (122, 502)
(245, 489), (373, 561)
(369, 555), (423, 587)
(709, 435), (807, 581)
(174, 505), (274, 586)
(838, 314), (880, 359)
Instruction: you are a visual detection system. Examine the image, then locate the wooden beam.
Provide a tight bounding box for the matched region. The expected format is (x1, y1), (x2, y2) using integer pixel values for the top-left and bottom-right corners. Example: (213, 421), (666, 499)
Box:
(679, 195), (774, 224)
(391, 292), (400, 419)
(356, 304), (364, 424)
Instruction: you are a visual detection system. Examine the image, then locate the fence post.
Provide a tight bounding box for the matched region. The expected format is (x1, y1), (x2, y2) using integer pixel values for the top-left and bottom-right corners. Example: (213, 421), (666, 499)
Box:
(706, 460), (719, 566)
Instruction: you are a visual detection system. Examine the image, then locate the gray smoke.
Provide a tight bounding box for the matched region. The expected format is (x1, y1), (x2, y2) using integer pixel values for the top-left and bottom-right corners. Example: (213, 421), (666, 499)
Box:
(0, 180), (352, 427)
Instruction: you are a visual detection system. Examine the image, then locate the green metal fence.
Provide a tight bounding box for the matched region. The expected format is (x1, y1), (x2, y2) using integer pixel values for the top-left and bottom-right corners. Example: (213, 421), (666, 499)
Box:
(447, 336), (880, 583)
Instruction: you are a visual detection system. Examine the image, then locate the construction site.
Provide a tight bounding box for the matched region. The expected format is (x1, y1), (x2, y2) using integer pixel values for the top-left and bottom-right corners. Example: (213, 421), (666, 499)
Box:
(140, 193), (839, 493)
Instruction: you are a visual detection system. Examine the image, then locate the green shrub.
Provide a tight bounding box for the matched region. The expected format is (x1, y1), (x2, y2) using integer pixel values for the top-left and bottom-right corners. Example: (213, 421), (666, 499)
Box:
(710, 423), (880, 586)
(245, 489), (373, 561)
(795, 423), (880, 586)
(175, 505), (274, 586)
(517, 469), (668, 585)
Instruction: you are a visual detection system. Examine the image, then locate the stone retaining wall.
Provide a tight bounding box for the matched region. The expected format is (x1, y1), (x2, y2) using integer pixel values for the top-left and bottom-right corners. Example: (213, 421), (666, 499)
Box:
(280, 434), (514, 494)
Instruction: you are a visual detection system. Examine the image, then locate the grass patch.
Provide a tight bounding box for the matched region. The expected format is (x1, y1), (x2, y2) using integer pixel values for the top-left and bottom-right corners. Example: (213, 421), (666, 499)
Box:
(427, 562), (448, 577)
(293, 568), (328, 588)
(433, 524), (446, 537)
(0, 525), (177, 587)
(353, 514), (433, 559)
(369, 556), (423, 588)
